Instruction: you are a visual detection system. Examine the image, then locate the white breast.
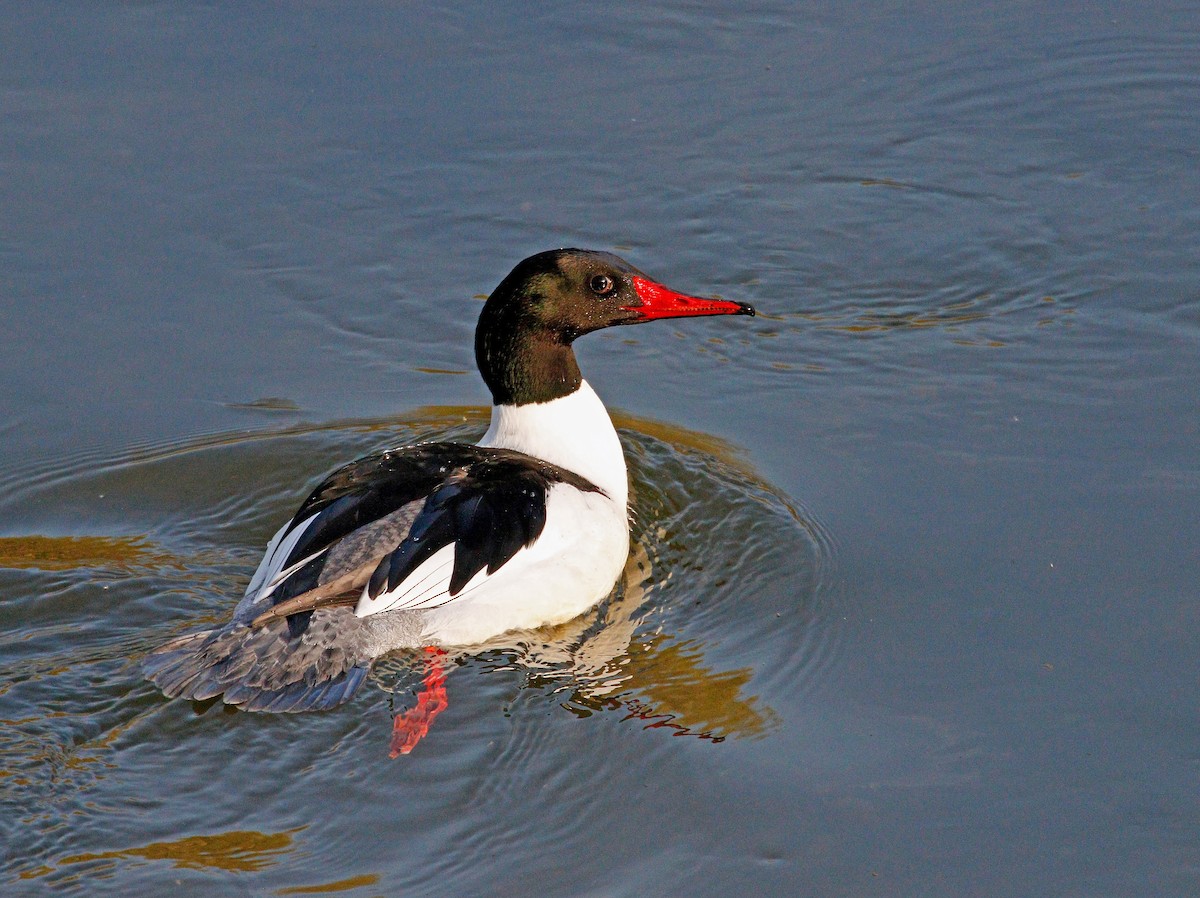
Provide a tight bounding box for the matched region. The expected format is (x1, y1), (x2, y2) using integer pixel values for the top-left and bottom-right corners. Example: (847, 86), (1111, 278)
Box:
(476, 380), (630, 507)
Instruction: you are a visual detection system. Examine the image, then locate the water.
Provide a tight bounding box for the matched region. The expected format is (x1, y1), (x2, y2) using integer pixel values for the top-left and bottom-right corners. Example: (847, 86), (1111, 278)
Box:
(2, 2), (1198, 895)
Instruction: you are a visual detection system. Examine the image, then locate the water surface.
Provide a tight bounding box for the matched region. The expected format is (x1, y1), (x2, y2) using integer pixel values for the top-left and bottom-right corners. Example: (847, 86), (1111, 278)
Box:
(2, 3), (1198, 896)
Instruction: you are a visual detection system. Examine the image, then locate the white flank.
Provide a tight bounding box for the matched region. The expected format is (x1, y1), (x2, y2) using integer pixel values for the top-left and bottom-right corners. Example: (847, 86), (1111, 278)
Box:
(355, 483), (629, 646)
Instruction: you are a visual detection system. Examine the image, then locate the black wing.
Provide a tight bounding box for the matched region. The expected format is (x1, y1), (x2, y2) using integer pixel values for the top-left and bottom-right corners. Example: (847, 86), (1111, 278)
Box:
(281, 442), (489, 568)
(365, 453), (600, 606)
(256, 442), (602, 631)
(251, 443), (481, 634)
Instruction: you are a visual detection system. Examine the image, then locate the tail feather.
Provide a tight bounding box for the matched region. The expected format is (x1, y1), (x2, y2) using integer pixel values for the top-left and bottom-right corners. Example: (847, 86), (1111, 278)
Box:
(144, 607), (372, 713)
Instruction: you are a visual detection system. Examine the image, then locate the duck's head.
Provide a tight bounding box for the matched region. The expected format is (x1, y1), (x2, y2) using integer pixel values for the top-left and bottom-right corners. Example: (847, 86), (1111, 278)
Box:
(476, 249), (755, 405)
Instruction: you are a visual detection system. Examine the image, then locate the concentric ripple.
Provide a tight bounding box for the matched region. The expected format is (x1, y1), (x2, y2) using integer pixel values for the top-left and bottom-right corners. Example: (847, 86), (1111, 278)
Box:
(0, 408), (839, 887)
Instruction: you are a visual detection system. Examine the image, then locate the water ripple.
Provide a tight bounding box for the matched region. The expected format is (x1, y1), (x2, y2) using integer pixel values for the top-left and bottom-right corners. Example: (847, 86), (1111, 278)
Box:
(0, 407), (838, 889)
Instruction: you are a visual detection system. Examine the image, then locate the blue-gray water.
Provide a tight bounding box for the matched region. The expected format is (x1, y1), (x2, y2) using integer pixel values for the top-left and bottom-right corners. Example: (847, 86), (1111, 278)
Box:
(2, 3), (1198, 896)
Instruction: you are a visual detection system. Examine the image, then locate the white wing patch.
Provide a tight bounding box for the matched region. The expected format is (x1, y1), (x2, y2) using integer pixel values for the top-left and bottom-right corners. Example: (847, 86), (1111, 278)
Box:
(354, 543), (458, 616)
(242, 513), (320, 603)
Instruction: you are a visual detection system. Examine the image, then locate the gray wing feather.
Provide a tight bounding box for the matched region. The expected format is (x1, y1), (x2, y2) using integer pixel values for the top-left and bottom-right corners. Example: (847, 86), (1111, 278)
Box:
(143, 607), (374, 712)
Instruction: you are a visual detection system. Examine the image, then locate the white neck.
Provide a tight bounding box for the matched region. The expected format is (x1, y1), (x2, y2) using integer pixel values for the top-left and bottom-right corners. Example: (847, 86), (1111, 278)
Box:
(477, 380), (629, 507)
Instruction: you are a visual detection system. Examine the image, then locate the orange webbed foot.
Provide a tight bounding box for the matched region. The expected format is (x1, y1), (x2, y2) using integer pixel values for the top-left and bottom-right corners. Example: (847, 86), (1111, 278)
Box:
(389, 646), (449, 757)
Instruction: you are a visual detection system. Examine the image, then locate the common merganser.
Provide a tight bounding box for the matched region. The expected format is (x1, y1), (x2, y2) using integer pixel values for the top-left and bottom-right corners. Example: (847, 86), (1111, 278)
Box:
(145, 249), (754, 736)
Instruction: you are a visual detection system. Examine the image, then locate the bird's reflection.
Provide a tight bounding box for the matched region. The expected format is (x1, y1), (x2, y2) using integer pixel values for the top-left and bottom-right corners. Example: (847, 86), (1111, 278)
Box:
(374, 541), (779, 754)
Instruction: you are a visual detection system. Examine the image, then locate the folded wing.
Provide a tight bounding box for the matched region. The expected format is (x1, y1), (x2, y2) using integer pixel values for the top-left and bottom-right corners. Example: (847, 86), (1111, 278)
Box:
(247, 443), (603, 633)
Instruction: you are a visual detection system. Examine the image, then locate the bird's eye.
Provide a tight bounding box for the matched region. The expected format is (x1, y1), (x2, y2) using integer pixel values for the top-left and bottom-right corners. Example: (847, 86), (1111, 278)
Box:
(589, 274), (615, 296)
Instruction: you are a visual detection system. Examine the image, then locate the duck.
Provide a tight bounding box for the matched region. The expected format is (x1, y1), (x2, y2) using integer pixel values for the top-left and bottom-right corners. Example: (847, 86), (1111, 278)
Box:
(145, 249), (755, 747)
